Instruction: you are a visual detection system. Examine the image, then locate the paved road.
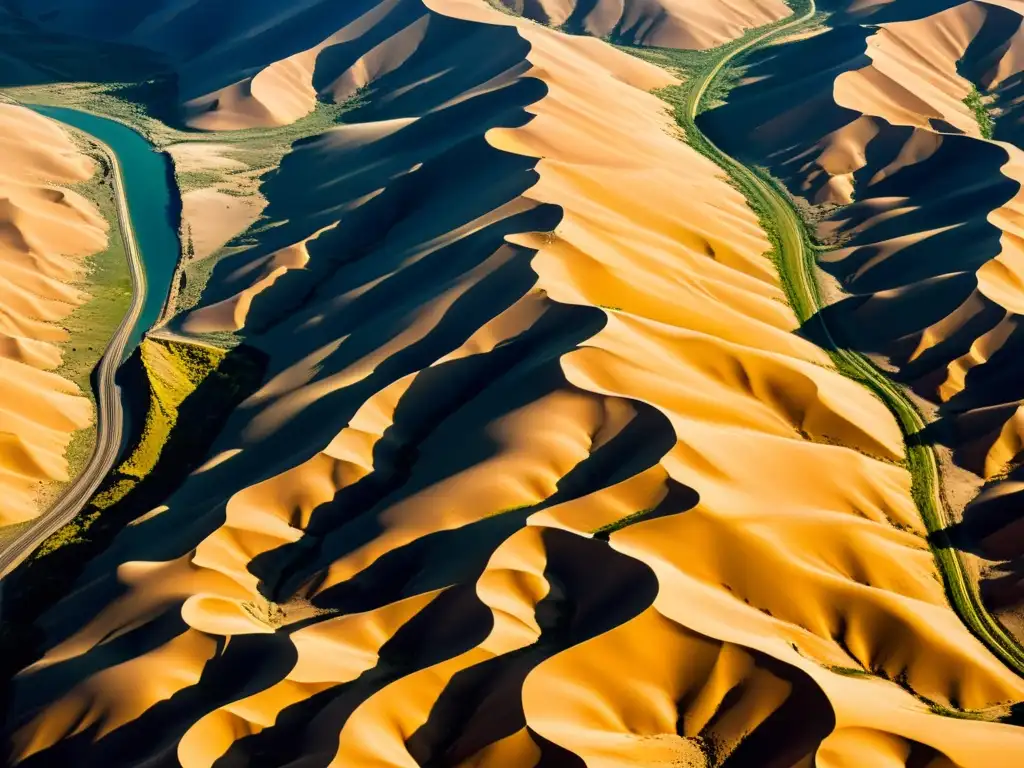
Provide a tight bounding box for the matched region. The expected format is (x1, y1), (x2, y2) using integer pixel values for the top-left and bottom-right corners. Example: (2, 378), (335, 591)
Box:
(0, 125), (145, 581)
(687, 0), (1024, 676)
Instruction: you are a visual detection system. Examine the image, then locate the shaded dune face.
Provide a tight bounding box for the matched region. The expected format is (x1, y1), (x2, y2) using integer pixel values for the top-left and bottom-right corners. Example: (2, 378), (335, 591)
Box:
(0, 104), (106, 524)
(701, 1), (1024, 635)
(491, 0), (791, 48)
(6, 1), (1024, 766)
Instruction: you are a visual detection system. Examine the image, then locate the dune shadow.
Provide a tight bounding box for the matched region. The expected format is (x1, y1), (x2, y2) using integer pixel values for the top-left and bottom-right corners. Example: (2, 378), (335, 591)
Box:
(218, 529), (660, 767)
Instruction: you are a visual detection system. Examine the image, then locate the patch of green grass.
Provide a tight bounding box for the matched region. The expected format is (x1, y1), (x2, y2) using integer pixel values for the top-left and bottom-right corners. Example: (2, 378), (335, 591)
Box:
(174, 247), (226, 315)
(120, 339), (226, 479)
(54, 151), (132, 393)
(176, 169), (225, 192)
(826, 665), (875, 678)
(592, 508), (657, 536)
(483, 0), (521, 17)
(963, 85), (995, 139)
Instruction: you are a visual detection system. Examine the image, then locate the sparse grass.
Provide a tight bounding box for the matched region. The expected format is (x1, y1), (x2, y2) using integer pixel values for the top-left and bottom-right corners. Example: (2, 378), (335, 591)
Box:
(174, 246), (226, 314)
(31, 339), (261, 560)
(30, 134), (132, 510)
(7, 83), (370, 324)
(120, 339), (225, 479)
(826, 665), (875, 678)
(0, 520), (35, 549)
(483, 0), (521, 17)
(964, 85), (995, 139)
(592, 508), (657, 536)
(488, 503), (534, 518)
(53, 149), (132, 396)
(176, 169), (225, 192)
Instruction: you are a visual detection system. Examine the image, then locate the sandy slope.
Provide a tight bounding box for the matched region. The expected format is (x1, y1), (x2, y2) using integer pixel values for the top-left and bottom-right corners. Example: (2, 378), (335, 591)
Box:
(0, 104), (107, 525)
(5, 1), (1024, 766)
(8, 0), (790, 129)
(702, 1), (1024, 639)
(494, 0), (792, 47)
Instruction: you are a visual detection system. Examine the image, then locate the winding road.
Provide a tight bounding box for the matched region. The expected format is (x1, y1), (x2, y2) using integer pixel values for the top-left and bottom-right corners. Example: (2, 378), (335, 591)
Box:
(0, 128), (145, 580)
(685, 0), (1024, 676)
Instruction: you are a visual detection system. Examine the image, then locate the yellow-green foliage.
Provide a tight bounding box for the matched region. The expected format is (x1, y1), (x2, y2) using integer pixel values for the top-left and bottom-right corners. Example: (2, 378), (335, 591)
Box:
(963, 85), (995, 139)
(33, 511), (100, 558)
(121, 339), (225, 479)
(32, 339), (224, 560)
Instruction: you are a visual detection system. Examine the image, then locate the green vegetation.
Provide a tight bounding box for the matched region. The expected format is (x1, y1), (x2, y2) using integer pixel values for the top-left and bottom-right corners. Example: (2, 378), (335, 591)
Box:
(7, 81), (362, 151)
(826, 665), (875, 678)
(175, 169), (226, 192)
(592, 508), (657, 536)
(26, 135), (133, 511)
(483, 0), (521, 17)
(32, 337), (232, 559)
(121, 339), (227, 479)
(963, 85), (995, 139)
(2, 339), (265, 679)
(5, 82), (370, 321)
(623, 0), (1024, 678)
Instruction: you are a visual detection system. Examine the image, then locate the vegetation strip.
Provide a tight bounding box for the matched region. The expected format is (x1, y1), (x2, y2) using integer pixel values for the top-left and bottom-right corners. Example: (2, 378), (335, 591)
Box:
(670, 0), (1024, 677)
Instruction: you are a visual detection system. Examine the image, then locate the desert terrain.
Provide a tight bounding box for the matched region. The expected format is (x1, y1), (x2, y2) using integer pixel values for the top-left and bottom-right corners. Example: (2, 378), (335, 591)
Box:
(702, 0), (1024, 643)
(1, 1), (1024, 766)
(0, 103), (114, 528)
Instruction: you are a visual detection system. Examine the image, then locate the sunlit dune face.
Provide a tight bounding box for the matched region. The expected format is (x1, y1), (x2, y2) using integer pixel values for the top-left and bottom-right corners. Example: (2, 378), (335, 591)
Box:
(699, 0), (1024, 652)
(0, 105), (107, 524)
(6, 1), (1024, 767)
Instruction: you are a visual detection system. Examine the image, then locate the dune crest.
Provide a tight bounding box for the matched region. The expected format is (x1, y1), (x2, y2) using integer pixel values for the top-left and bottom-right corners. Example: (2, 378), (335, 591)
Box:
(700, 0), (1024, 644)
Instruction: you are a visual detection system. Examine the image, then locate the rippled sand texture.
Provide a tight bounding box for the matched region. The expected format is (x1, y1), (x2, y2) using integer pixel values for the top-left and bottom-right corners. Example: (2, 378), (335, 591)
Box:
(702, 0), (1024, 640)
(0, 104), (106, 525)
(6, 0), (1024, 766)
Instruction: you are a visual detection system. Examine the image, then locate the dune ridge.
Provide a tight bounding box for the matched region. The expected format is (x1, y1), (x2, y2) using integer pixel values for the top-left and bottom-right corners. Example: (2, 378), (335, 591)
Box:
(0, 104), (108, 525)
(700, 0), (1024, 641)
(491, 0), (792, 48)
(6, 1), (1024, 766)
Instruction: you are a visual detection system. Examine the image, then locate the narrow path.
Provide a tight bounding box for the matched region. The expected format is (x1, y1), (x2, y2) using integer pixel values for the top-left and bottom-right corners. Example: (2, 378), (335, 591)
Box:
(0, 126), (146, 581)
(685, 0), (1024, 675)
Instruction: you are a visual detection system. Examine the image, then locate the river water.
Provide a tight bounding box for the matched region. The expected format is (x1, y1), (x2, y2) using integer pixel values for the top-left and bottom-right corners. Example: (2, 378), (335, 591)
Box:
(30, 105), (180, 359)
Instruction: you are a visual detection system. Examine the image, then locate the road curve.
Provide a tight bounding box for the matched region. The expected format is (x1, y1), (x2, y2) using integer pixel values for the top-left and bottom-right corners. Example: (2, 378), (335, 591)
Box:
(0, 120), (146, 580)
(686, 0), (1024, 676)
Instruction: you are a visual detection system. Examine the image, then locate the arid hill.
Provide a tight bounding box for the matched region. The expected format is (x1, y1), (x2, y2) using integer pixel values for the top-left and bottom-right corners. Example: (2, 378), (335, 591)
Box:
(0, 105), (107, 525)
(701, 0), (1024, 638)
(2, 1), (1024, 766)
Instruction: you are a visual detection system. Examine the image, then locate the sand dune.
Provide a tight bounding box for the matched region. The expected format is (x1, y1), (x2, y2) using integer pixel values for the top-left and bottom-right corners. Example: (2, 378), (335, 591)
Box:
(5, 0), (1024, 766)
(14, 0), (790, 130)
(0, 104), (107, 525)
(493, 0), (792, 48)
(701, 1), (1024, 643)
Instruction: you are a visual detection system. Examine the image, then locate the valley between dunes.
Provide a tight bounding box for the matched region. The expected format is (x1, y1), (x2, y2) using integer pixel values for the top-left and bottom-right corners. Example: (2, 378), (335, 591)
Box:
(3, 0), (1024, 766)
